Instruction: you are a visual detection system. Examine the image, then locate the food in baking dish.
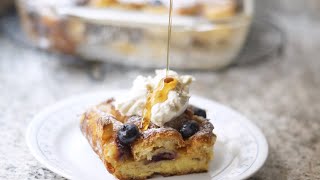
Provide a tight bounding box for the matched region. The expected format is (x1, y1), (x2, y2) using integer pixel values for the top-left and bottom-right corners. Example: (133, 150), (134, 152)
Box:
(17, 0), (253, 69)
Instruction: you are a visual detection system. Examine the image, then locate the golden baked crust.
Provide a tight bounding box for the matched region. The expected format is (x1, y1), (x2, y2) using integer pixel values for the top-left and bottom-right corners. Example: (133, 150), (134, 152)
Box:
(80, 99), (216, 180)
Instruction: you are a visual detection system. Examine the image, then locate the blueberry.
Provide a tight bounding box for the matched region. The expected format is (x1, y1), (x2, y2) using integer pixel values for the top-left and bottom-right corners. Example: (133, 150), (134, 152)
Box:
(117, 124), (140, 145)
(75, 0), (89, 5)
(193, 107), (207, 118)
(180, 120), (200, 139)
(150, 0), (163, 6)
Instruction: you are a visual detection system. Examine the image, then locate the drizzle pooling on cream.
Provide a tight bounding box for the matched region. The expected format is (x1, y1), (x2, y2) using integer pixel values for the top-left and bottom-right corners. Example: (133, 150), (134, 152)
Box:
(115, 70), (194, 128)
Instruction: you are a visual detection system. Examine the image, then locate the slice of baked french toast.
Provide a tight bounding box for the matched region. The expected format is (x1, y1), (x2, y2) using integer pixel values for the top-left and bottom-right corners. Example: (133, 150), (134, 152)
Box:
(80, 99), (216, 180)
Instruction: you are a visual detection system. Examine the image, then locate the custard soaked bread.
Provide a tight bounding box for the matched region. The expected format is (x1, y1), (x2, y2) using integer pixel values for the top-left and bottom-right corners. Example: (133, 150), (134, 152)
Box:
(81, 100), (216, 179)
(80, 70), (216, 180)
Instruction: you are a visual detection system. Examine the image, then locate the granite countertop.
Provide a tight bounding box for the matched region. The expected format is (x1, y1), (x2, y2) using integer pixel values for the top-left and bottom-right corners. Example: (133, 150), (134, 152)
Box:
(0, 0), (320, 179)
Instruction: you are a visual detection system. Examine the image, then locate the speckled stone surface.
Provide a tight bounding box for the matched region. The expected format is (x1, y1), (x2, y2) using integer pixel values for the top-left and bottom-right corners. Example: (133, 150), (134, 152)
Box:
(0, 1), (320, 180)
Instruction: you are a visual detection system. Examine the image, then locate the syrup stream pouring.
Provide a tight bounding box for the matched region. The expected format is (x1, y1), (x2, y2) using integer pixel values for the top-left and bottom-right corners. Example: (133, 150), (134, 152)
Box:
(166, 0), (173, 76)
(141, 0), (178, 130)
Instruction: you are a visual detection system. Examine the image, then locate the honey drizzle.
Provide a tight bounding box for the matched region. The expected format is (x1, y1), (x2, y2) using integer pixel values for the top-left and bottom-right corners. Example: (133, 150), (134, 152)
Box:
(141, 77), (178, 130)
(140, 0), (176, 130)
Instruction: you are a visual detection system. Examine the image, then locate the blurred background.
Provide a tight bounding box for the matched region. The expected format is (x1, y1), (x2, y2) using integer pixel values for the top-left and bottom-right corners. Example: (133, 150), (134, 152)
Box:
(0, 0), (319, 180)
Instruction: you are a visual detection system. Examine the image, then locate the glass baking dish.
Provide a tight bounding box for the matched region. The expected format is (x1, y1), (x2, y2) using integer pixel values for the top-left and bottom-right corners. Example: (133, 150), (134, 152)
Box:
(16, 0), (254, 70)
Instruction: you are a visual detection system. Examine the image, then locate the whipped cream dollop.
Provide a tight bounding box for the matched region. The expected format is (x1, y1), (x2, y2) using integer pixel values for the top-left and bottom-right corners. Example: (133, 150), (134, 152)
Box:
(115, 69), (194, 127)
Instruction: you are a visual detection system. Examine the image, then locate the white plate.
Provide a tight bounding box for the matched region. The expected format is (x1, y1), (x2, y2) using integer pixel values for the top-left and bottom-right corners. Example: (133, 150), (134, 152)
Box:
(26, 91), (268, 180)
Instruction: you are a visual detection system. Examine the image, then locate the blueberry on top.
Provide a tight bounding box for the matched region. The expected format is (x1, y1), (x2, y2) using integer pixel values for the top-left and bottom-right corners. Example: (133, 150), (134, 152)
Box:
(180, 120), (200, 139)
(150, 0), (163, 6)
(193, 107), (207, 118)
(117, 124), (140, 145)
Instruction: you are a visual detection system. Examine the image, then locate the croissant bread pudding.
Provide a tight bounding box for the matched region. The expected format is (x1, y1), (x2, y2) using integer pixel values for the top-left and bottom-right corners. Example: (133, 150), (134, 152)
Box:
(80, 69), (217, 180)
